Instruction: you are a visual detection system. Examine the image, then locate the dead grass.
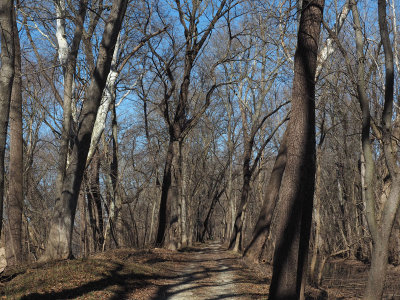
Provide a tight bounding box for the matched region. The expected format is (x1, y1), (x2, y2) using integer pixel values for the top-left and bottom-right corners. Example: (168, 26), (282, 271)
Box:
(0, 249), (165, 299)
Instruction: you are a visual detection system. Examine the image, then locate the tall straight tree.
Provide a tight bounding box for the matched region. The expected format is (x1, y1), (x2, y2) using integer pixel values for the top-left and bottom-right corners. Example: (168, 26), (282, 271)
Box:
(42, 0), (128, 260)
(6, 1), (23, 265)
(268, 0), (324, 299)
(245, 0), (350, 263)
(0, 0), (15, 239)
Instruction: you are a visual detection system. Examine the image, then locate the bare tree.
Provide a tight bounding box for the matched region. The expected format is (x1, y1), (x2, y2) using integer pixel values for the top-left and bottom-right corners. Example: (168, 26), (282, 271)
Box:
(244, 0), (350, 263)
(244, 130), (287, 261)
(154, 0), (232, 250)
(42, 0), (128, 260)
(0, 0), (15, 239)
(268, 0), (324, 298)
(225, 6), (290, 252)
(359, 0), (400, 298)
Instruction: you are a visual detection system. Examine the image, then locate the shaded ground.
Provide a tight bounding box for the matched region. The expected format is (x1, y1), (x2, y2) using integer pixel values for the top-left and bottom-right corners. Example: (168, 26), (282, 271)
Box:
(1, 242), (400, 299)
(0, 242), (268, 299)
(318, 259), (400, 299)
(150, 241), (268, 299)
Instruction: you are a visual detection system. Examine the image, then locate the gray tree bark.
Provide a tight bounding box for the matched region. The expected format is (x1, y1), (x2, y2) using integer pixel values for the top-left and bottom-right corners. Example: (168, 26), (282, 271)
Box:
(362, 0), (400, 298)
(0, 0), (15, 239)
(6, 3), (23, 265)
(55, 0), (88, 200)
(41, 0), (128, 260)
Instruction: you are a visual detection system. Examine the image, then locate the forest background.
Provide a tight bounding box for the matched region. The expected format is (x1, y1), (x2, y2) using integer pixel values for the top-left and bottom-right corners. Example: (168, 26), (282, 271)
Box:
(0, 0), (399, 299)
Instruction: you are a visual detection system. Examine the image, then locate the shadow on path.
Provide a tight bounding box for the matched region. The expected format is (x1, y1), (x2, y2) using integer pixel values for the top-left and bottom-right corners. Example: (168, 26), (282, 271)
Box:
(151, 242), (267, 300)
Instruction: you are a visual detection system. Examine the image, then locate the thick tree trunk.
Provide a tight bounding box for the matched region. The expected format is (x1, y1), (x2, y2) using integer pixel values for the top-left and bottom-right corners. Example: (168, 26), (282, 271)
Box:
(55, 0), (87, 200)
(268, 1), (324, 298)
(244, 130), (287, 261)
(0, 0), (15, 239)
(364, 176), (400, 300)
(156, 139), (182, 250)
(41, 0), (128, 260)
(6, 4), (22, 265)
(87, 35), (120, 164)
(366, 234), (389, 300)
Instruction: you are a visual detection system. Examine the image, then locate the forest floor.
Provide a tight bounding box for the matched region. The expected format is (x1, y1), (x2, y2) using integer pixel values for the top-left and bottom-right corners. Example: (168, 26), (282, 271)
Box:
(0, 241), (400, 299)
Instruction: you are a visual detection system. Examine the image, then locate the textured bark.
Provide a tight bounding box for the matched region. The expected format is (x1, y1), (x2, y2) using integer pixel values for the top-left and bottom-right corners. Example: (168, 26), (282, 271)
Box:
(102, 103), (120, 250)
(78, 191), (88, 257)
(309, 147), (323, 284)
(41, 0), (128, 260)
(87, 35), (120, 164)
(244, 130), (287, 261)
(110, 102), (121, 247)
(315, 0), (350, 80)
(156, 139), (182, 250)
(362, 0), (399, 298)
(0, 0), (15, 239)
(55, 0), (88, 199)
(86, 152), (103, 251)
(228, 141), (252, 252)
(229, 102), (288, 252)
(6, 4), (23, 265)
(268, 1), (324, 298)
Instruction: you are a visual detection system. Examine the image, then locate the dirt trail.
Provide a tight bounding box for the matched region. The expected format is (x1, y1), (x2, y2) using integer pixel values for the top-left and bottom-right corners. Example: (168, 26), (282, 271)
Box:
(0, 241), (270, 299)
(166, 242), (239, 299)
(151, 241), (268, 300)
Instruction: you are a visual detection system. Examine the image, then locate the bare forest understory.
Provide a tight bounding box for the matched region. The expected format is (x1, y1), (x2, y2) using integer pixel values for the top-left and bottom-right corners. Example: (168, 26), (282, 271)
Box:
(0, 241), (399, 299)
(2, 0), (400, 299)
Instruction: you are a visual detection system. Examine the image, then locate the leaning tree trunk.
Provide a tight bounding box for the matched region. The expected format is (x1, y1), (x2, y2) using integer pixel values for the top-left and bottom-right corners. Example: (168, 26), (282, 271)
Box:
(6, 4), (23, 265)
(268, 1), (324, 299)
(0, 0), (15, 239)
(41, 0), (128, 260)
(244, 130), (287, 261)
